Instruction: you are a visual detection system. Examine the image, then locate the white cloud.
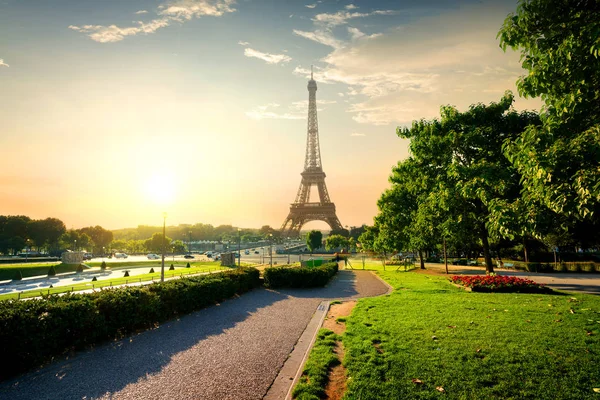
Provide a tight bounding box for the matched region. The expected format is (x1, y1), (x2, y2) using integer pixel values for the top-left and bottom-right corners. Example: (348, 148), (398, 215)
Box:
(306, 4), (317, 8)
(338, 92), (345, 97)
(350, 132), (366, 136)
(293, 3), (542, 126)
(238, 40), (250, 45)
(244, 48), (292, 64)
(135, 10), (149, 14)
(313, 9), (394, 27)
(0, 59), (8, 68)
(293, 29), (343, 49)
(345, 4), (358, 10)
(158, 0), (236, 20)
(71, 0), (236, 43)
(69, 18), (170, 43)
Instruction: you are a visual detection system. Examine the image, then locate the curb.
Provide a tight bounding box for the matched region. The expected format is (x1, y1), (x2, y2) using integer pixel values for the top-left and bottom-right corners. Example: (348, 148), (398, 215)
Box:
(263, 300), (330, 400)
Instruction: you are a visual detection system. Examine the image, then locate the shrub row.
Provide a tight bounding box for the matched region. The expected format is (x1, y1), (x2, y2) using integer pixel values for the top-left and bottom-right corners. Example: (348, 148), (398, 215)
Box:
(0, 267), (260, 380)
(263, 262), (338, 288)
(507, 261), (600, 273)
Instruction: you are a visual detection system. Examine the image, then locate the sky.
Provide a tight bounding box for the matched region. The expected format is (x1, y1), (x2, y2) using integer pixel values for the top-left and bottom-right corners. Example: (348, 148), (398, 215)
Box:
(0, 0), (542, 231)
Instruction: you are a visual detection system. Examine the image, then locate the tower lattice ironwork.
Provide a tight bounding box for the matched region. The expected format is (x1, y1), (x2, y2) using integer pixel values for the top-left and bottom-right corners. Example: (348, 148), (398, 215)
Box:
(280, 68), (343, 237)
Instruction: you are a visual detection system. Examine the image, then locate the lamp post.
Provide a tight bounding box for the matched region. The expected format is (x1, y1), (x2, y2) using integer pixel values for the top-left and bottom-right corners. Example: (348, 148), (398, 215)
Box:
(161, 212), (167, 282)
(102, 247), (105, 262)
(237, 228), (242, 267)
(25, 239), (30, 263)
(188, 230), (192, 254)
(74, 239), (77, 252)
(269, 233), (273, 268)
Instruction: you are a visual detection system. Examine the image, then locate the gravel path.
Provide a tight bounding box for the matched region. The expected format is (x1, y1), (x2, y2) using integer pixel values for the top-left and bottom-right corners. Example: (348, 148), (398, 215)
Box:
(0, 269), (388, 400)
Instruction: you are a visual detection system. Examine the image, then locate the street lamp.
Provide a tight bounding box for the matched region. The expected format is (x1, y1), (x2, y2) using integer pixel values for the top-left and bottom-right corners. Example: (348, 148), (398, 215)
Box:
(74, 239), (77, 252)
(188, 230), (192, 254)
(269, 233), (273, 268)
(161, 212), (167, 282)
(237, 228), (241, 267)
(25, 239), (30, 263)
(102, 247), (105, 262)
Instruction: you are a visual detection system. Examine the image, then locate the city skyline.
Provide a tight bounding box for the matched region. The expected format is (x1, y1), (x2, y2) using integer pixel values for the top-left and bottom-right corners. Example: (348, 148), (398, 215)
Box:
(0, 0), (541, 230)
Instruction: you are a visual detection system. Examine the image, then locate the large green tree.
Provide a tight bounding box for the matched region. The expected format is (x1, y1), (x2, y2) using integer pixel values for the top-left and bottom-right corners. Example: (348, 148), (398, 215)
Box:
(397, 92), (540, 272)
(144, 233), (173, 253)
(498, 0), (600, 224)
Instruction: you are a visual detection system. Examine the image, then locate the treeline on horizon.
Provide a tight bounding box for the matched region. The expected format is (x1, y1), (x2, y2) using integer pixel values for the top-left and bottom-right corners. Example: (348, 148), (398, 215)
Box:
(0, 215), (368, 256)
(359, 1), (600, 273)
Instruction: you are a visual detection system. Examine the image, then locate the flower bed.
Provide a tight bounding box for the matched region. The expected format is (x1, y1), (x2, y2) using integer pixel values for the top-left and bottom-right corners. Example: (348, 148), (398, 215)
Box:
(451, 275), (552, 293)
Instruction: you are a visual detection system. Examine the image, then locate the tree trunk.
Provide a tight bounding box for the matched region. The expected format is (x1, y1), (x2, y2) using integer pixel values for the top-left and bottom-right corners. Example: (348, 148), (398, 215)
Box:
(480, 229), (494, 273)
(443, 238), (448, 274)
(523, 238), (529, 263)
(418, 250), (425, 269)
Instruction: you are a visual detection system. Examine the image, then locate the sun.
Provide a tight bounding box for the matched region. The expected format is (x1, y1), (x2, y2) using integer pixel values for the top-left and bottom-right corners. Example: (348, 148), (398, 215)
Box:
(143, 171), (177, 206)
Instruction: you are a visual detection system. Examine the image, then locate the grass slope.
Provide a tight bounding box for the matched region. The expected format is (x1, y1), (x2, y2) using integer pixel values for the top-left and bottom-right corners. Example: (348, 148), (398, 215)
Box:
(342, 272), (600, 399)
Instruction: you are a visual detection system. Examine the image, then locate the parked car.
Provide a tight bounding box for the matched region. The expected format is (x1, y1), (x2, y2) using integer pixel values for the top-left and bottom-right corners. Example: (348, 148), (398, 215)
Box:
(206, 252), (213, 258)
(244, 250), (250, 255)
(254, 250), (260, 254)
(234, 253), (240, 258)
(83, 253), (93, 260)
(147, 253), (160, 260)
(114, 253), (128, 259)
(184, 254), (194, 259)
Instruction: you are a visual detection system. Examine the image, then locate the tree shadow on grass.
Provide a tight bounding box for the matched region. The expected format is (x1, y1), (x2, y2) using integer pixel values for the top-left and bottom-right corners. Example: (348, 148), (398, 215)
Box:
(0, 288), (291, 400)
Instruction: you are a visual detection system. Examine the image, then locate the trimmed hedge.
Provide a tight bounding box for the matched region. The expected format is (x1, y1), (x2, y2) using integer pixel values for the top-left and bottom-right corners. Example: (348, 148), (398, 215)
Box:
(263, 262), (338, 288)
(0, 267), (260, 380)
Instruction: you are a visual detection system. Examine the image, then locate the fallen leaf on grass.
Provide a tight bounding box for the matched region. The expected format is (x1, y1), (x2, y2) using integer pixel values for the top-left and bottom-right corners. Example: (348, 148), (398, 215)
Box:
(436, 386), (445, 392)
(476, 349), (481, 353)
(570, 309), (575, 314)
(593, 388), (600, 393)
(447, 325), (457, 329)
(432, 336), (438, 340)
(412, 378), (423, 384)
(586, 331), (594, 336)
(554, 319), (562, 322)
(526, 320), (532, 323)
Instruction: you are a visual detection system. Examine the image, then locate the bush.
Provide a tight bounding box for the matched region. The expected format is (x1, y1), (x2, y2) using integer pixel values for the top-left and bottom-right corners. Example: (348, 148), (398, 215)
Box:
(47, 266), (56, 276)
(0, 267), (260, 380)
(101, 261), (106, 270)
(123, 271), (130, 277)
(169, 264), (175, 271)
(149, 268), (155, 273)
(76, 264), (84, 273)
(92, 276), (97, 282)
(264, 262), (338, 288)
(186, 262), (190, 268)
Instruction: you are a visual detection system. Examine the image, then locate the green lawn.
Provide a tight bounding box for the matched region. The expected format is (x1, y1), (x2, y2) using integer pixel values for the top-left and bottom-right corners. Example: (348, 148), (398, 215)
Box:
(0, 263), (235, 300)
(0, 262), (72, 280)
(296, 271), (600, 399)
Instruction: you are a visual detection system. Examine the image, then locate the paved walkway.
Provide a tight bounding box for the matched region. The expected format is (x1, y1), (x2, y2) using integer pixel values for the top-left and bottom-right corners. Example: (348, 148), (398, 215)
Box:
(424, 263), (600, 295)
(0, 270), (388, 400)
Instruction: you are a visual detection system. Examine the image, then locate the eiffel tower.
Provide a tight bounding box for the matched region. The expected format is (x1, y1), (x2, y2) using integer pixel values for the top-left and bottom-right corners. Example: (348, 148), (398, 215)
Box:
(280, 67), (343, 237)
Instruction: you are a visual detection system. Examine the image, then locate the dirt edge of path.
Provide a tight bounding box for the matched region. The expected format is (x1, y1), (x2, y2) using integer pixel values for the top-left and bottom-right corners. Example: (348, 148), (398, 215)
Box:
(321, 301), (356, 400)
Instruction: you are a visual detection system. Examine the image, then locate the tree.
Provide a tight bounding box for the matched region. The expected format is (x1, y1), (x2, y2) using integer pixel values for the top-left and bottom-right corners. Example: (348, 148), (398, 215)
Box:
(306, 230), (323, 254)
(144, 233), (172, 253)
(325, 234), (350, 252)
(498, 0), (600, 224)
(396, 92), (540, 272)
(172, 240), (186, 253)
(79, 226), (113, 253)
